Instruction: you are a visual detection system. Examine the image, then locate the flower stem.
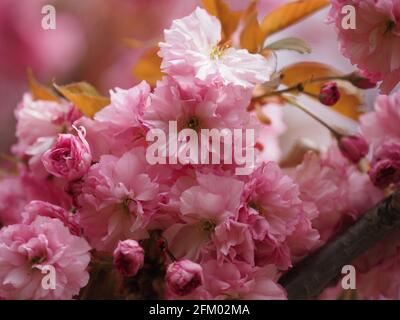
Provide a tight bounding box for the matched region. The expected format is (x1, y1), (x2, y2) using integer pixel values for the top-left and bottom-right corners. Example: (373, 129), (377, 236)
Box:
(283, 95), (342, 140)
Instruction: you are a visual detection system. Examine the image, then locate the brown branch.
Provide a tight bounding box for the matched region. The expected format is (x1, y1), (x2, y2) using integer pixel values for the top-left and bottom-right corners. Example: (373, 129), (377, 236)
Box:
(279, 189), (400, 299)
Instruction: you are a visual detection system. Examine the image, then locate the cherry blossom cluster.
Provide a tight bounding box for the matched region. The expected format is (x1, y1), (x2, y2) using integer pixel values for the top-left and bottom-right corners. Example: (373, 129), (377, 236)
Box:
(0, 5), (400, 300)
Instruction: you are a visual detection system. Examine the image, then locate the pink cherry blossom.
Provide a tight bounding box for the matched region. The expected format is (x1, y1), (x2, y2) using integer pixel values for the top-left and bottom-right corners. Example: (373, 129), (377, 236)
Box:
(113, 239), (144, 277)
(163, 170), (244, 261)
(42, 128), (92, 181)
(361, 92), (400, 145)
(193, 260), (286, 300)
(166, 259), (203, 296)
(22, 201), (81, 236)
(159, 7), (275, 89)
(13, 94), (80, 157)
(78, 81), (150, 160)
(328, 0), (400, 93)
(78, 147), (159, 252)
(0, 216), (91, 300)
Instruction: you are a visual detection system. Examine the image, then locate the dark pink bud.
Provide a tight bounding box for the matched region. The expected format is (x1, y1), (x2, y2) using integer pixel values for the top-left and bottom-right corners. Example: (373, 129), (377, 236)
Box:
(319, 82), (340, 106)
(369, 141), (400, 189)
(113, 240), (144, 277)
(348, 72), (377, 89)
(339, 135), (369, 163)
(166, 260), (203, 296)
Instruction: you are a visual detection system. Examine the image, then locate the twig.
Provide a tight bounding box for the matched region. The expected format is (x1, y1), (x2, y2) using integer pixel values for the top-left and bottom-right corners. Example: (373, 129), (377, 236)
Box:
(279, 189), (400, 299)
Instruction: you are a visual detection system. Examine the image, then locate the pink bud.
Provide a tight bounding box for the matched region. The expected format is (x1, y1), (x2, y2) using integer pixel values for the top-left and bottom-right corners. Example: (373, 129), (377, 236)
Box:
(113, 240), (144, 277)
(42, 128), (92, 181)
(369, 141), (400, 189)
(339, 135), (369, 163)
(319, 82), (340, 106)
(166, 260), (203, 296)
(348, 72), (377, 89)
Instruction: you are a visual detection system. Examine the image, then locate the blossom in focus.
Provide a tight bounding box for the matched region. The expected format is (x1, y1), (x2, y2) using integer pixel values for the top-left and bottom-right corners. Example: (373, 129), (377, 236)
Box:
(78, 147), (159, 252)
(0, 216), (91, 300)
(42, 128), (92, 181)
(113, 239), (145, 277)
(163, 170), (244, 261)
(78, 81), (150, 160)
(166, 259), (203, 296)
(328, 0), (400, 93)
(159, 7), (275, 89)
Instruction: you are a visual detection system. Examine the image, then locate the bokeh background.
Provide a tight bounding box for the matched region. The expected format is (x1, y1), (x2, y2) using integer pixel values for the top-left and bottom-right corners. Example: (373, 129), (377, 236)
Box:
(0, 0), (368, 157)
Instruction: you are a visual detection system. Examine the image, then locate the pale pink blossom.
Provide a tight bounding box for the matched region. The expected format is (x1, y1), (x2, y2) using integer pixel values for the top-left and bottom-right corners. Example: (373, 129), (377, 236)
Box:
(163, 171), (244, 261)
(113, 239), (144, 277)
(328, 0), (400, 93)
(143, 76), (258, 166)
(78, 147), (159, 252)
(13, 94), (80, 157)
(0, 216), (91, 300)
(243, 162), (301, 243)
(79, 81), (150, 160)
(159, 7), (275, 89)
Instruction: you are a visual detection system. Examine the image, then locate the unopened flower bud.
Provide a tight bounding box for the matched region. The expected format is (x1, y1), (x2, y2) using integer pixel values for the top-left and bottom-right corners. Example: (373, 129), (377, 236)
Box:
(166, 260), (203, 296)
(339, 135), (369, 163)
(348, 72), (377, 89)
(319, 82), (340, 106)
(113, 240), (144, 277)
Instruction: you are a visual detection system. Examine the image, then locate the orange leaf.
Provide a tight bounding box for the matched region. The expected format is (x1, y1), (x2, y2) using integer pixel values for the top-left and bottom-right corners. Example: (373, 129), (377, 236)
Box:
(281, 62), (363, 120)
(260, 0), (329, 38)
(54, 82), (110, 118)
(133, 46), (163, 86)
(27, 69), (59, 102)
(240, 11), (263, 53)
(202, 0), (242, 41)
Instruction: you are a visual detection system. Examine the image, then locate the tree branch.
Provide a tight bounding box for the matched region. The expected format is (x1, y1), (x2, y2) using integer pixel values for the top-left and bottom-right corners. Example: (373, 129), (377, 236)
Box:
(279, 189), (400, 299)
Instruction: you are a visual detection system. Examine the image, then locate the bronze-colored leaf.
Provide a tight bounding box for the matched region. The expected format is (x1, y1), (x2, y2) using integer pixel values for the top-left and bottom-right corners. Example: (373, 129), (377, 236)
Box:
(133, 46), (163, 86)
(240, 11), (263, 53)
(260, 0), (329, 38)
(281, 62), (363, 120)
(54, 82), (110, 118)
(27, 69), (59, 102)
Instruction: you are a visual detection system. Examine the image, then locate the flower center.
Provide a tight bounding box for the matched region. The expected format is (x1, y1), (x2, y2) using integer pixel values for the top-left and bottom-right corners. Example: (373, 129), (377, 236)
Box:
(186, 116), (200, 131)
(384, 20), (396, 35)
(29, 255), (46, 267)
(121, 197), (133, 214)
(201, 219), (217, 233)
(210, 46), (225, 60)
